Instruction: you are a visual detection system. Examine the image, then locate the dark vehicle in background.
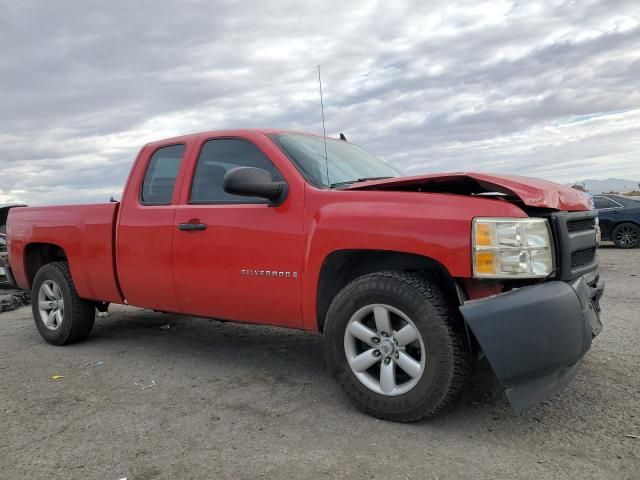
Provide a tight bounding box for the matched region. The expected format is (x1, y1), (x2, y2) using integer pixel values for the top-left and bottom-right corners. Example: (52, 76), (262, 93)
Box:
(1, 204), (26, 236)
(1, 205), (25, 286)
(594, 195), (640, 248)
(0, 233), (6, 283)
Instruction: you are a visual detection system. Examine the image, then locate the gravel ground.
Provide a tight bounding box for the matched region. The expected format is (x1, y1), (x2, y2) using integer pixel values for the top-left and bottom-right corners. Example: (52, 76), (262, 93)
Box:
(0, 245), (638, 479)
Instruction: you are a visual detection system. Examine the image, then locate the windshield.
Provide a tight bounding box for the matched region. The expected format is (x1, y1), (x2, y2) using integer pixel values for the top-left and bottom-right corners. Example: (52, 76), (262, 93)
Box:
(269, 133), (402, 188)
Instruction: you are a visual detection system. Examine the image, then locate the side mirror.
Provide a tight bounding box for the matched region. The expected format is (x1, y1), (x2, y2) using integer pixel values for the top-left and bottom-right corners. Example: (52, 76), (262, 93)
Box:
(223, 167), (288, 206)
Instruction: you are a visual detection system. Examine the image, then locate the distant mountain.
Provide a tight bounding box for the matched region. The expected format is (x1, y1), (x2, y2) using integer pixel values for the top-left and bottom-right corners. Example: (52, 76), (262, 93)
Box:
(566, 178), (640, 194)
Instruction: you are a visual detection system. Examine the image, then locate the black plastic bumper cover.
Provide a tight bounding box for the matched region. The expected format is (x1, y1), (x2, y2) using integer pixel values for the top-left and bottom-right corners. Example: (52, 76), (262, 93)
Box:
(460, 275), (604, 413)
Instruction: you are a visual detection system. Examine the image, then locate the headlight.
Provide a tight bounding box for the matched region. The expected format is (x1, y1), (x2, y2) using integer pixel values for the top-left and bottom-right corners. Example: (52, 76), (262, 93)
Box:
(472, 218), (554, 278)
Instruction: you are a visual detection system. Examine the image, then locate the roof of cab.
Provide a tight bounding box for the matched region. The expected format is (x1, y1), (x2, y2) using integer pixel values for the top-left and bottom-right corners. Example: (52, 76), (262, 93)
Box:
(143, 128), (321, 149)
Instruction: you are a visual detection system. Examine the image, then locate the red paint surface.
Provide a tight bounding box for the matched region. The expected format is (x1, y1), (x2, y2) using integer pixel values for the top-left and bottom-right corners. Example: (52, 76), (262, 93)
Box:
(347, 172), (591, 211)
(7, 203), (123, 303)
(7, 129), (588, 331)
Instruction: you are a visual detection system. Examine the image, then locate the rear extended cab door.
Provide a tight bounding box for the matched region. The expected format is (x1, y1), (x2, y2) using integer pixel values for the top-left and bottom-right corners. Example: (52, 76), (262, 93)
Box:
(116, 139), (193, 312)
(171, 131), (305, 328)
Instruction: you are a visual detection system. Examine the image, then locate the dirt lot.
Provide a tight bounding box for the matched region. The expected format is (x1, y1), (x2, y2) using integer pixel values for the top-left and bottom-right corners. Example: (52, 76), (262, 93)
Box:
(0, 245), (638, 479)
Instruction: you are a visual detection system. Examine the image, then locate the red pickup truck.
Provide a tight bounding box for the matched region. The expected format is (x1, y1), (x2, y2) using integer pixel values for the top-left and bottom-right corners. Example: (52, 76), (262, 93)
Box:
(5, 129), (604, 422)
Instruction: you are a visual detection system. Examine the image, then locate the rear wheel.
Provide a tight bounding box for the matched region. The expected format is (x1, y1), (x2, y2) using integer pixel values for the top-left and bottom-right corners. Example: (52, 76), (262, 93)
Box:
(611, 222), (640, 248)
(31, 262), (95, 345)
(323, 271), (470, 422)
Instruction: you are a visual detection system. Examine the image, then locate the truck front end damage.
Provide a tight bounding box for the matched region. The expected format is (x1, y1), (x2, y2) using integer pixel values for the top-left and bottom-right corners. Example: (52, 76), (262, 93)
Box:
(460, 210), (603, 413)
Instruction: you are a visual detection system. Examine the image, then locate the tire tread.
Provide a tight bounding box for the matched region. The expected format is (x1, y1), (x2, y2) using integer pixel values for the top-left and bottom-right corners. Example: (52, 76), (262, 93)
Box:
(324, 271), (471, 422)
(32, 261), (95, 345)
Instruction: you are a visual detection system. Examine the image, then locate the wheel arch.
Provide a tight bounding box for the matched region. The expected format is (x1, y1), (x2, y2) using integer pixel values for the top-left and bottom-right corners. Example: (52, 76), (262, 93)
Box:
(24, 242), (68, 287)
(612, 219), (640, 229)
(316, 249), (460, 333)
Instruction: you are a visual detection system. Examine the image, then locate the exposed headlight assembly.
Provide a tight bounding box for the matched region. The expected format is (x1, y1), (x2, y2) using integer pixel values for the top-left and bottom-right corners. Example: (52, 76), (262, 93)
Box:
(472, 218), (554, 278)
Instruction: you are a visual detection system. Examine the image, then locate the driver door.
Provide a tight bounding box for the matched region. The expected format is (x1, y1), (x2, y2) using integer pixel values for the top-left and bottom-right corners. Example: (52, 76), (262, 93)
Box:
(172, 136), (305, 328)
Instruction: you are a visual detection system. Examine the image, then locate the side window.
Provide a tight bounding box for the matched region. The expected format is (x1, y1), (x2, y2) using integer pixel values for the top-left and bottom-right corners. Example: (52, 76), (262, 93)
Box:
(190, 138), (284, 204)
(593, 196), (619, 209)
(140, 144), (185, 205)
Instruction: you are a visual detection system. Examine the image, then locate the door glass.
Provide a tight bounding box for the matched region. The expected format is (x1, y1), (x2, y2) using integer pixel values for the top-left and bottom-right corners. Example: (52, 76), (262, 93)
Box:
(593, 197), (619, 209)
(190, 138), (283, 203)
(141, 144), (186, 204)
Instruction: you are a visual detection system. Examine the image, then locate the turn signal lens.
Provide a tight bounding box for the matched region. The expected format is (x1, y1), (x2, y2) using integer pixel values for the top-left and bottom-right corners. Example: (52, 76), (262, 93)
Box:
(475, 223), (493, 247)
(474, 252), (496, 274)
(472, 218), (554, 278)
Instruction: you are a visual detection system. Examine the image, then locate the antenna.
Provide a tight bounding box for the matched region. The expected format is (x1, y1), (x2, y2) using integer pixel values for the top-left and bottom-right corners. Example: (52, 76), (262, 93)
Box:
(318, 65), (330, 185)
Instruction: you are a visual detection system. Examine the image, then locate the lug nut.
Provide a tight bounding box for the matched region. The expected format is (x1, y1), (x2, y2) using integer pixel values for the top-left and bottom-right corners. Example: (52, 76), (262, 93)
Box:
(373, 350), (381, 357)
(381, 332), (388, 337)
(384, 357), (391, 364)
(372, 337), (380, 344)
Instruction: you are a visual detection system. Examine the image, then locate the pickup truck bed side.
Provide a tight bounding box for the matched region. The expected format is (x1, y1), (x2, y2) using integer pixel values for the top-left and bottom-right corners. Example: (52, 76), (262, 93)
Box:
(8, 203), (123, 303)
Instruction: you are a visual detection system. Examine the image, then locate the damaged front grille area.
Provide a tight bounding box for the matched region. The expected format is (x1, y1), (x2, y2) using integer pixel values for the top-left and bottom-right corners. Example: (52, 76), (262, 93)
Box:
(571, 247), (596, 268)
(567, 218), (595, 233)
(548, 210), (599, 281)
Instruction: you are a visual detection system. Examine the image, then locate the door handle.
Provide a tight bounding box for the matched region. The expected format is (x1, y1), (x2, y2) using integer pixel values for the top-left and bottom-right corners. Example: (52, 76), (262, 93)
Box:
(179, 222), (207, 231)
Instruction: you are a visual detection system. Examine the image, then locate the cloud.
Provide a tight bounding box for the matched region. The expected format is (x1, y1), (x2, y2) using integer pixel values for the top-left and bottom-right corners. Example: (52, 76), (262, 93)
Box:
(1, 0), (639, 204)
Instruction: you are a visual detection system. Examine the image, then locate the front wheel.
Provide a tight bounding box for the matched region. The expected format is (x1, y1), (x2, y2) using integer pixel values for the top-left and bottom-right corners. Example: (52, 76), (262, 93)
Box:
(31, 261), (96, 345)
(611, 222), (640, 248)
(323, 271), (470, 422)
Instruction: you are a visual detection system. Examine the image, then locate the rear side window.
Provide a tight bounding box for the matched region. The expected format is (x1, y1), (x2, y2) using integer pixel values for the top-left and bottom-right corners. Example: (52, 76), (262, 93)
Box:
(141, 144), (186, 204)
(594, 196), (620, 209)
(190, 138), (283, 204)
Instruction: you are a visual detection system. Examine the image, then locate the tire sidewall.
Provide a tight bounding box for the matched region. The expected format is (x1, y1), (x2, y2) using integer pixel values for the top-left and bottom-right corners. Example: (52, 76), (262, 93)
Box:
(32, 264), (76, 345)
(325, 274), (459, 417)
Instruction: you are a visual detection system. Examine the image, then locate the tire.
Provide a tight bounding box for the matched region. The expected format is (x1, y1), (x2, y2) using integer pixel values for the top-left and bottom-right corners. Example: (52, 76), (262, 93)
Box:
(31, 261), (95, 345)
(323, 271), (470, 422)
(611, 222), (640, 248)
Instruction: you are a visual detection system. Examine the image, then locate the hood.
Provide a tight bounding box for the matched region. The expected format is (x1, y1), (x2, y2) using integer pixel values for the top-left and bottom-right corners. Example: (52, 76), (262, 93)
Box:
(345, 172), (591, 211)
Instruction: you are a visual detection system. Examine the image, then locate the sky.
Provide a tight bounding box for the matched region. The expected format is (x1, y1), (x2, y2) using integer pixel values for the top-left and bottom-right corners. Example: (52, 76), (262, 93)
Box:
(1, 0), (639, 205)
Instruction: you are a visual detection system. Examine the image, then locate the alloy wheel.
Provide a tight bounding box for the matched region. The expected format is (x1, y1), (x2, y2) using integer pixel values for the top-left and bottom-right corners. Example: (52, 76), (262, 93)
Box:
(614, 224), (640, 247)
(344, 304), (426, 396)
(38, 280), (65, 331)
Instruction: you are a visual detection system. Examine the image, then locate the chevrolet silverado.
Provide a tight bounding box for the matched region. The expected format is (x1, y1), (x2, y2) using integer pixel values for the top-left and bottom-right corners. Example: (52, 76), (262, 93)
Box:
(5, 129), (604, 421)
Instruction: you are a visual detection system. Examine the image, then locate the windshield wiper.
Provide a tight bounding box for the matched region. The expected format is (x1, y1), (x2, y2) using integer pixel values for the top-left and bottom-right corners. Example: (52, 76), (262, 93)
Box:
(330, 176), (394, 188)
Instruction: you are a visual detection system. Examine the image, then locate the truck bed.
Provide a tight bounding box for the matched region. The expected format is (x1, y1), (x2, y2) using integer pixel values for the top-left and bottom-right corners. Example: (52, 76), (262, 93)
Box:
(7, 203), (123, 303)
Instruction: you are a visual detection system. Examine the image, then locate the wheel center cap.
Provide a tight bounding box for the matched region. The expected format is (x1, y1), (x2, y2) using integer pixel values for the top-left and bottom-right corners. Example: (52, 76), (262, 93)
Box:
(379, 340), (395, 357)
